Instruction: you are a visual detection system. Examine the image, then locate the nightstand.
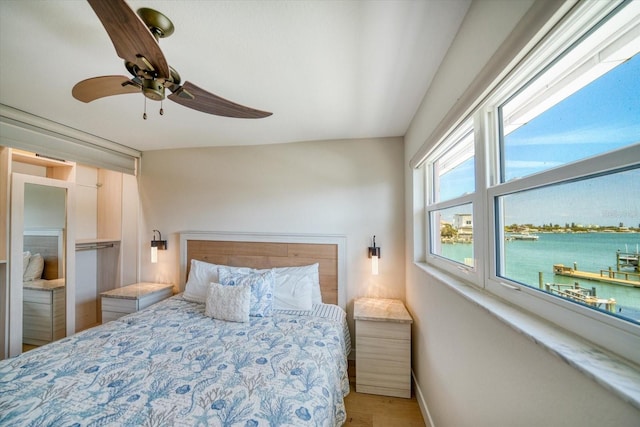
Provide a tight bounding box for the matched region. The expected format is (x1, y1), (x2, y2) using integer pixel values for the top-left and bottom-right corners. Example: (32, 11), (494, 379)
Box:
(101, 282), (173, 323)
(354, 297), (413, 398)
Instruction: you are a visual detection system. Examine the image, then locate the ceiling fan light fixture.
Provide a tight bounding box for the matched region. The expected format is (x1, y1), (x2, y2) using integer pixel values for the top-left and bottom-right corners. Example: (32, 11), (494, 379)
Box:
(142, 79), (165, 101)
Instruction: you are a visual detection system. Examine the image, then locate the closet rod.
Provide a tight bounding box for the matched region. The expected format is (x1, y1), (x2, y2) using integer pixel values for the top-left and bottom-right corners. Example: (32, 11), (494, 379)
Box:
(75, 243), (115, 252)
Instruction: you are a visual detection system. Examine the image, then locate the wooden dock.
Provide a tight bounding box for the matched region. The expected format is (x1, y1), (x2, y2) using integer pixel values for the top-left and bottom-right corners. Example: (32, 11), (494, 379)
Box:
(617, 250), (639, 272)
(543, 282), (617, 312)
(553, 264), (640, 287)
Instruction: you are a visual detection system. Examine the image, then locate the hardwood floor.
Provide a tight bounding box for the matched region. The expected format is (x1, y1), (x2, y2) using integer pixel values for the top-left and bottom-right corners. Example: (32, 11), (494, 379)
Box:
(22, 343), (38, 353)
(344, 360), (426, 427)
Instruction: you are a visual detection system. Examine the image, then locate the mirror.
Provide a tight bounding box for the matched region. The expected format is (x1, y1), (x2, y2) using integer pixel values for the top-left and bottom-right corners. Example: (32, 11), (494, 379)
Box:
(9, 174), (75, 357)
(22, 184), (66, 350)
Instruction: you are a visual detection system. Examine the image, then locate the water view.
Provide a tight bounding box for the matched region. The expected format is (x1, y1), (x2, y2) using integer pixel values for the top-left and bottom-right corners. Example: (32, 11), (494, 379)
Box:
(441, 232), (640, 323)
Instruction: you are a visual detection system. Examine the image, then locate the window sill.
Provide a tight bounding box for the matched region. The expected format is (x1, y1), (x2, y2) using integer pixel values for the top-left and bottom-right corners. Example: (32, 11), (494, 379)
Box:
(415, 262), (640, 410)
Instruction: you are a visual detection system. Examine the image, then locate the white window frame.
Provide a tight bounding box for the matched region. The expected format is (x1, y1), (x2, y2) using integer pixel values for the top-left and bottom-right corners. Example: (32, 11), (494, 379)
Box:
(425, 118), (480, 282)
(422, 0), (640, 365)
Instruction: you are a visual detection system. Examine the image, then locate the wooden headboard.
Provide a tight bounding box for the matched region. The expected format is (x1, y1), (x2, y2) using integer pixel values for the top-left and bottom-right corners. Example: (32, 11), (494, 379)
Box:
(180, 232), (347, 307)
(24, 229), (64, 280)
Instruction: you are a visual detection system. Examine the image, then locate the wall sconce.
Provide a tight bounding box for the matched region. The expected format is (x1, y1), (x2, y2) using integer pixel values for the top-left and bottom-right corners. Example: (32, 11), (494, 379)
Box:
(368, 235), (381, 275)
(151, 229), (167, 264)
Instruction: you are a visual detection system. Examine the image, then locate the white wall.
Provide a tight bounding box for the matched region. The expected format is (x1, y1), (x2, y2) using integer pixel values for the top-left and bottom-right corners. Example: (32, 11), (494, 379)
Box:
(404, 1), (639, 426)
(138, 137), (405, 334)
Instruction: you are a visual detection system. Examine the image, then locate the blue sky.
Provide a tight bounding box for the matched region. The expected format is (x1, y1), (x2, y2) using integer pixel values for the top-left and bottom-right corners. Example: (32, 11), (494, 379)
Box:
(441, 53), (639, 227)
(504, 53), (640, 181)
(502, 53), (640, 226)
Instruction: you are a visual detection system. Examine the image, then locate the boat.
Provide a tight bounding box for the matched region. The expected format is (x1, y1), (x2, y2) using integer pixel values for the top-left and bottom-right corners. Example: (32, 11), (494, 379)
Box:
(507, 232), (539, 241)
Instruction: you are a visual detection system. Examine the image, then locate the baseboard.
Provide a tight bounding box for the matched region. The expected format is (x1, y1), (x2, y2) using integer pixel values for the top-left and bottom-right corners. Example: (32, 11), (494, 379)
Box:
(412, 370), (435, 427)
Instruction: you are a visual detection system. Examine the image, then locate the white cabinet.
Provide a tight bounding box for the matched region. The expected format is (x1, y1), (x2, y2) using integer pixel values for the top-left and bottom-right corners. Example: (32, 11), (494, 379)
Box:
(101, 282), (173, 323)
(354, 297), (413, 398)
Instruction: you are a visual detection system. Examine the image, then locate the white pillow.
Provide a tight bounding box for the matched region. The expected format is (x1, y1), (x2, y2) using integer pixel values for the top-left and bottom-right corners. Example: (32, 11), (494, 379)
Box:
(218, 264), (320, 306)
(205, 282), (250, 323)
(184, 260), (322, 305)
(23, 251), (31, 276)
(183, 259), (223, 303)
(214, 265), (254, 276)
(273, 264), (321, 305)
(23, 253), (44, 282)
(273, 273), (313, 311)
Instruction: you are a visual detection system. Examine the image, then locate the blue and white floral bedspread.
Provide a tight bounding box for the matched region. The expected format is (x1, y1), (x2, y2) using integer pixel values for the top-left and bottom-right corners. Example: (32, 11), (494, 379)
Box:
(0, 296), (350, 426)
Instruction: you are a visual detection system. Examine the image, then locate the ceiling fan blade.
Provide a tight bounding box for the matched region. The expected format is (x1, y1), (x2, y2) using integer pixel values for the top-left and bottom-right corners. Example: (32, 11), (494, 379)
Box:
(72, 75), (140, 103)
(168, 81), (272, 119)
(86, 0), (170, 79)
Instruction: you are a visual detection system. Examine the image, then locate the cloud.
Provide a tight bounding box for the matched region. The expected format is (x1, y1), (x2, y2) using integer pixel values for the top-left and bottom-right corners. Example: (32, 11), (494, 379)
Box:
(507, 123), (640, 147)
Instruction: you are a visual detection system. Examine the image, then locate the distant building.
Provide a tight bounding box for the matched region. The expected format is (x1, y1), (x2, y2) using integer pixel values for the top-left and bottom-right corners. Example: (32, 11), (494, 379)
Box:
(453, 213), (473, 241)
(453, 213), (472, 229)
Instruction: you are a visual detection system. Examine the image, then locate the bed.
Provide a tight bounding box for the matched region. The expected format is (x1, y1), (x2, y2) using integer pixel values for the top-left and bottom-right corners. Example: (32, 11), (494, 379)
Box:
(0, 233), (351, 426)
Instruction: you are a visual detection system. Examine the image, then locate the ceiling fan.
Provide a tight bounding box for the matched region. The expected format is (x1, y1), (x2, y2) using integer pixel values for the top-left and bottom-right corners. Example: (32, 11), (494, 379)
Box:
(72, 0), (272, 119)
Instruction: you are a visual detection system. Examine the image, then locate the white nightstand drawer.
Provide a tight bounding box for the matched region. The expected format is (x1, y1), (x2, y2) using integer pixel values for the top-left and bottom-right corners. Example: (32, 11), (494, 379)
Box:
(102, 310), (128, 323)
(357, 319), (411, 340)
(138, 288), (172, 310)
(357, 336), (410, 362)
(102, 297), (138, 313)
(101, 283), (173, 324)
(24, 289), (52, 305)
(356, 358), (411, 392)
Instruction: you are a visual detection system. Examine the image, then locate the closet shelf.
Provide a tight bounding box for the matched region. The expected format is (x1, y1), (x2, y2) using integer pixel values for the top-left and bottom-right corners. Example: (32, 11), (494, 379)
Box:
(11, 149), (75, 182)
(12, 150), (70, 168)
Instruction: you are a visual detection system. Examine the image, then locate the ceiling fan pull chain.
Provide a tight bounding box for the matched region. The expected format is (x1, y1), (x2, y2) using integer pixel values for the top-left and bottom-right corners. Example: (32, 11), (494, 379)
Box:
(160, 100), (164, 116)
(143, 97), (147, 120)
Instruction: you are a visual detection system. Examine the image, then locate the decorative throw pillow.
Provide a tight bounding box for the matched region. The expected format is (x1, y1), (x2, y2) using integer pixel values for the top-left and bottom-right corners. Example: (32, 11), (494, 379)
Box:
(218, 267), (274, 317)
(205, 282), (250, 323)
(23, 253), (44, 282)
(183, 259), (224, 303)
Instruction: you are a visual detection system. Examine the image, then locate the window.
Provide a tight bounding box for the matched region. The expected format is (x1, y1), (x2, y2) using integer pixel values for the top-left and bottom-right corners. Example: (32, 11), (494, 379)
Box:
(422, 0), (640, 363)
(426, 120), (475, 268)
(497, 168), (640, 321)
(430, 204), (474, 266)
(431, 124), (474, 202)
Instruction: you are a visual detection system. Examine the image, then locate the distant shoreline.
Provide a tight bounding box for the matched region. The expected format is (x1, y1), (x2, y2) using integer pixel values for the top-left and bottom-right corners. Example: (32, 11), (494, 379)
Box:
(441, 230), (640, 244)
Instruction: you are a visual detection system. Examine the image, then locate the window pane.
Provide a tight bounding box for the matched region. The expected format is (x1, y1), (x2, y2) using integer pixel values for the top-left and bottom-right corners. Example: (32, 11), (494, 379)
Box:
(432, 129), (474, 202)
(430, 204), (474, 267)
(498, 168), (640, 323)
(501, 52), (640, 182)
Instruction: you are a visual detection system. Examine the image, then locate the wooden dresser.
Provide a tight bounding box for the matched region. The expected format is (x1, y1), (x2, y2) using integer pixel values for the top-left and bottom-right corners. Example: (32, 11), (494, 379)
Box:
(101, 282), (173, 323)
(23, 279), (66, 345)
(354, 297), (413, 398)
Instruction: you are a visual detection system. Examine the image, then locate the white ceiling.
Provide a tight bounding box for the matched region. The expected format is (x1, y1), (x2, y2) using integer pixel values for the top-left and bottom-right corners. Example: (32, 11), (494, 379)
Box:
(0, 0), (470, 152)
